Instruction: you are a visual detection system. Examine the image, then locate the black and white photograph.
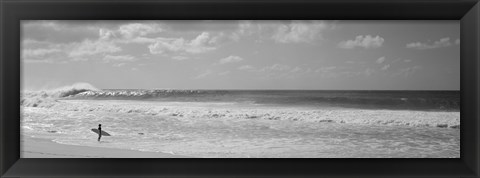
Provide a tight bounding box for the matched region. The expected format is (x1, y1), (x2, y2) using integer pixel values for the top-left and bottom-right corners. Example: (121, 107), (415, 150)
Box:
(20, 20), (460, 158)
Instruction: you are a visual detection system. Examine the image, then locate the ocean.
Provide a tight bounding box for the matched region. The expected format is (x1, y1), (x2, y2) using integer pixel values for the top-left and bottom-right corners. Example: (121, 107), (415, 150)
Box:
(71, 89), (460, 111)
(21, 86), (460, 158)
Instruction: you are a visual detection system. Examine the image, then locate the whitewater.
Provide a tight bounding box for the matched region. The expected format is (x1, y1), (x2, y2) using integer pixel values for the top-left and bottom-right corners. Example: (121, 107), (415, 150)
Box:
(21, 83), (460, 158)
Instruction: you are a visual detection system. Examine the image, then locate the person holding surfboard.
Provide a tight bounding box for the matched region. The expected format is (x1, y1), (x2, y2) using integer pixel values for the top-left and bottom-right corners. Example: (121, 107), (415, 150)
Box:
(97, 124), (102, 141)
(91, 124), (111, 141)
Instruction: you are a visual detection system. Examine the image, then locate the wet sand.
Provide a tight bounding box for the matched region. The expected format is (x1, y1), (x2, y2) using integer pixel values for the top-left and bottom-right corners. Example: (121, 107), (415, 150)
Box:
(21, 136), (190, 158)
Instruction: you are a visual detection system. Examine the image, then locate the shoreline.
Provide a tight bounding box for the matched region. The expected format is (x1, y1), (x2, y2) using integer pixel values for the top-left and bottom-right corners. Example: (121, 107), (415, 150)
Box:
(21, 136), (191, 158)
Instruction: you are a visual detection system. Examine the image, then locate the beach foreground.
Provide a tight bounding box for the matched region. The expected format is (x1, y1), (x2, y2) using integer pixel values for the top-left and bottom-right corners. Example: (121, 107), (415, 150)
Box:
(22, 136), (188, 158)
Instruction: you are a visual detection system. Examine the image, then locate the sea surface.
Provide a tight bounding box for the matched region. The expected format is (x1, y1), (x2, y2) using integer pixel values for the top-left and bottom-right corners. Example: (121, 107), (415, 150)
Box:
(21, 86), (460, 158)
(72, 89), (460, 111)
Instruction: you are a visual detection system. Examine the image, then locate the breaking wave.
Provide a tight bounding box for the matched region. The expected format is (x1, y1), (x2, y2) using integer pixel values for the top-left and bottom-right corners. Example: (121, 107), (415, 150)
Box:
(21, 83), (98, 107)
(74, 89), (216, 98)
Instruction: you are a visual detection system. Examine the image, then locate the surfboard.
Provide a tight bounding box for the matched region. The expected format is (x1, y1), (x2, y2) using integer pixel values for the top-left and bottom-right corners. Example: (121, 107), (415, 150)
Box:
(91, 128), (111, 136)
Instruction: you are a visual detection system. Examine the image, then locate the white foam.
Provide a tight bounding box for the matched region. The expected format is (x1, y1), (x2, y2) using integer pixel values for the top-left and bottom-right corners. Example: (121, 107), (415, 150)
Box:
(24, 99), (460, 129)
(21, 83), (99, 107)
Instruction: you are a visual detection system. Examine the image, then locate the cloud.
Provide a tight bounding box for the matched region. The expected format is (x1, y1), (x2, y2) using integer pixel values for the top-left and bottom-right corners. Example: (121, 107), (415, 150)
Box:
(364, 68), (375, 76)
(218, 55), (244, 64)
(23, 48), (62, 59)
(395, 65), (423, 77)
(257, 64), (313, 79)
(118, 23), (163, 39)
(230, 21), (260, 41)
(271, 21), (328, 43)
(68, 39), (121, 59)
(98, 23), (163, 43)
(23, 37), (122, 63)
(22, 39), (52, 46)
(24, 21), (158, 45)
(23, 59), (55, 64)
(238, 65), (254, 70)
(148, 38), (185, 54)
(381, 64), (390, 71)
(23, 22), (224, 63)
(315, 66), (337, 73)
(23, 20), (71, 32)
(406, 37), (459, 50)
(230, 20), (331, 44)
(148, 32), (216, 55)
(290, 66), (303, 73)
(404, 59), (412, 63)
(23, 21), (233, 64)
(103, 55), (137, 62)
(21, 39), (66, 63)
(190, 32), (214, 46)
(376, 56), (386, 64)
(23, 21), (103, 44)
(314, 66), (344, 78)
(338, 35), (384, 49)
(23, 28), (127, 63)
(188, 32), (216, 53)
(207, 32), (229, 44)
(315, 66), (379, 78)
(237, 21), (257, 36)
(113, 63), (126, 67)
(99, 28), (117, 40)
(285, 66), (313, 79)
(261, 64), (292, 72)
(193, 70), (231, 79)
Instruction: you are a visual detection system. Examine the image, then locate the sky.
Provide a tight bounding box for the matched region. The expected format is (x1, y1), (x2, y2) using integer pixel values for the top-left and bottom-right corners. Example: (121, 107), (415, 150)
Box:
(21, 20), (460, 90)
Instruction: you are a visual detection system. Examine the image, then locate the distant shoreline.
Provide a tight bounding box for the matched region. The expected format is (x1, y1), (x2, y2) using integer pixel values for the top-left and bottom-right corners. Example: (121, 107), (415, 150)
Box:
(21, 136), (191, 158)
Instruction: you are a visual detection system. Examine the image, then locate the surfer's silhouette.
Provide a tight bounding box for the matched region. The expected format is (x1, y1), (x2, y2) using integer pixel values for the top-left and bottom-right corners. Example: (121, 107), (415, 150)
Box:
(97, 124), (102, 142)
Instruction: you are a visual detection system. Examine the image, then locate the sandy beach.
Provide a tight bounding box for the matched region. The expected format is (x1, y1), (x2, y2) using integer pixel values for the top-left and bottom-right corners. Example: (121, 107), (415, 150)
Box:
(21, 136), (190, 158)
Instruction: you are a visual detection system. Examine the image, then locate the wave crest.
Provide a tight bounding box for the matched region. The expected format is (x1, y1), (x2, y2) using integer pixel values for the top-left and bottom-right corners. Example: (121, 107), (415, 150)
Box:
(21, 82), (98, 107)
(50, 83), (99, 97)
(75, 89), (208, 98)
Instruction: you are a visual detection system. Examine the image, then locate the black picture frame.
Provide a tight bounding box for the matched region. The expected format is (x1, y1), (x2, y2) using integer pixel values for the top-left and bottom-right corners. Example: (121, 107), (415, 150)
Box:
(1, 0), (479, 177)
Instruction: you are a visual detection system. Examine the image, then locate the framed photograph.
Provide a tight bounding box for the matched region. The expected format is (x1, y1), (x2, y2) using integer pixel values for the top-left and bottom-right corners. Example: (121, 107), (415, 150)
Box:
(1, 0), (479, 177)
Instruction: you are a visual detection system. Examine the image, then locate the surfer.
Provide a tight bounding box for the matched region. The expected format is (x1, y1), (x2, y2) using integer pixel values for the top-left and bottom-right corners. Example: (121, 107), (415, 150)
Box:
(97, 124), (102, 142)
